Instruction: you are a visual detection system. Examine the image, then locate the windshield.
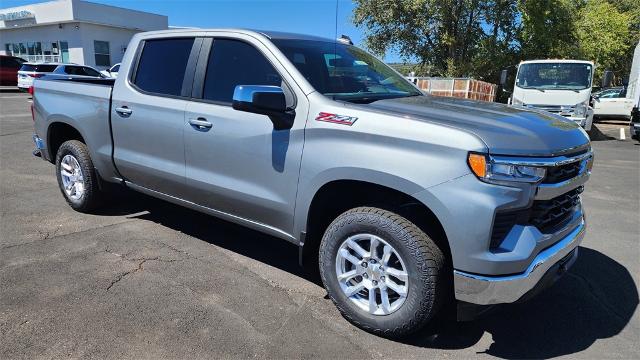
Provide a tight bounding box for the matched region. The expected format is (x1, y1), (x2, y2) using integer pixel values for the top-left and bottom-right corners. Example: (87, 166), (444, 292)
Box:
(516, 62), (593, 90)
(272, 39), (422, 102)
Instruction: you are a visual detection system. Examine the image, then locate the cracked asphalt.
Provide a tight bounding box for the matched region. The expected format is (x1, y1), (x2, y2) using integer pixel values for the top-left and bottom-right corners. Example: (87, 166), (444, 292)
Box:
(1, 91), (639, 359)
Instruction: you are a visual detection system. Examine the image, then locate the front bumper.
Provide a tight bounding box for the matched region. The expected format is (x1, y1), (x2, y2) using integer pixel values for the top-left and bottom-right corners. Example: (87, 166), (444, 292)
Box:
(453, 218), (585, 305)
(563, 112), (593, 131)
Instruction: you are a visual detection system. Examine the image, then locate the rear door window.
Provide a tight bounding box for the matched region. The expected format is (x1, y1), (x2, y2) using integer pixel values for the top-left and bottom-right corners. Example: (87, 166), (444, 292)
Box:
(80, 66), (101, 77)
(133, 38), (195, 96)
(63, 66), (80, 75)
(62, 66), (101, 77)
(202, 39), (282, 103)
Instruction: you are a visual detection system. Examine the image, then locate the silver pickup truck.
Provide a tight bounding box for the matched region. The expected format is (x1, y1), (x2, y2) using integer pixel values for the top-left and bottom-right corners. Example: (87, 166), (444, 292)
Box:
(32, 29), (593, 338)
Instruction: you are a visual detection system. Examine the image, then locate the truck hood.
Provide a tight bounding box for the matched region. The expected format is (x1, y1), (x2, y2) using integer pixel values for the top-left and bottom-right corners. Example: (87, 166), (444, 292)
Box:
(364, 95), (590, 156)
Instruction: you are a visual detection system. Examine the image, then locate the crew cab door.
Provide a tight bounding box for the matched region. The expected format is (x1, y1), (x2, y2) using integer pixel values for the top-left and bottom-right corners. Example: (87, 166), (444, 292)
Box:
(111, 37), (200, 197)
(182, 36), (308, 237)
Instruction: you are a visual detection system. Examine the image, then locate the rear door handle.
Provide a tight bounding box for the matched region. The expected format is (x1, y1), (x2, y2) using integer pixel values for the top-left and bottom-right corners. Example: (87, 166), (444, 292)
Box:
(189, 117), (213, 130)
(115, 106), (132, 118)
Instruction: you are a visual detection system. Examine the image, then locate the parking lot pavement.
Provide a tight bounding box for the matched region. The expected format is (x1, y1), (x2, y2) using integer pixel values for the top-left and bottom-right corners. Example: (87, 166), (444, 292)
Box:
(1, 91), (638, 359)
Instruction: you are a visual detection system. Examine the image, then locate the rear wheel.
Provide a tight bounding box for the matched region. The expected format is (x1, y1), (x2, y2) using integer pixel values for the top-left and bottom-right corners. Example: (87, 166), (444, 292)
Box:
(55, 140), (101, 212)
(319, 207), (446, 338)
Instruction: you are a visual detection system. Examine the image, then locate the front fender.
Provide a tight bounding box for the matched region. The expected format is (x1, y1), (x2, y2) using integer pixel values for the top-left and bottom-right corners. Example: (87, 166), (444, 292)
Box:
(293, 167), (453, 242)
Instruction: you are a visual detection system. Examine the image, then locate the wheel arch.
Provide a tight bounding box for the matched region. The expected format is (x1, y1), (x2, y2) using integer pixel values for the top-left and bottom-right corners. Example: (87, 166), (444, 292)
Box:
(298, 178), (452, 274)
(46, 119), (86, 162)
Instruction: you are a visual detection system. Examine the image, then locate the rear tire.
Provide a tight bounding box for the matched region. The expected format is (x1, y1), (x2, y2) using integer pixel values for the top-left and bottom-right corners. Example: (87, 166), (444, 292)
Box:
(55, 140), (101, 213)
(319, 207), (446, 338)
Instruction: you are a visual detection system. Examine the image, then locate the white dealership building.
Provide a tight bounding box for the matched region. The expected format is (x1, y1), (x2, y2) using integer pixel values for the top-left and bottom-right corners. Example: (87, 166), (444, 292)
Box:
(0, 0), (168, 69)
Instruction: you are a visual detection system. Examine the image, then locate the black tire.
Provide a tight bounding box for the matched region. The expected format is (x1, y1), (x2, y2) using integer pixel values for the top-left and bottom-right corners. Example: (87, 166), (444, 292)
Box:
(319, 207), (446, 338)
(55, 140), (101, 213)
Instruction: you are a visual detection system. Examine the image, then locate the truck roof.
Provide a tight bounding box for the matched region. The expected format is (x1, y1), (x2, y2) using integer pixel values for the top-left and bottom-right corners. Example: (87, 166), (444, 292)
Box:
(520, 59), (594, 65)
(132, 28), (335, 43)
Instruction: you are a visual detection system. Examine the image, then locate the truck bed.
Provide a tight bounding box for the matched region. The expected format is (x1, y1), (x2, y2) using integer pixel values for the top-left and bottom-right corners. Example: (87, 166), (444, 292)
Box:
(33, 76), (119, 181)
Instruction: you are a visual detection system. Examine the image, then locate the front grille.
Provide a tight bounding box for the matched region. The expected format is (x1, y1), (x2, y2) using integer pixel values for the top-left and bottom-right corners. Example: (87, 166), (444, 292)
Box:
(529, 187), (582, 233)
(543, 161), (582, 184)
(490, 186), (583, 249)
(526, 104), (575, 116)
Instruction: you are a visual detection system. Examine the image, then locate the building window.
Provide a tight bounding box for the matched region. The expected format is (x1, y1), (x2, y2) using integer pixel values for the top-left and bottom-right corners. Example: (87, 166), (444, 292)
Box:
(94, 40), (110, 67)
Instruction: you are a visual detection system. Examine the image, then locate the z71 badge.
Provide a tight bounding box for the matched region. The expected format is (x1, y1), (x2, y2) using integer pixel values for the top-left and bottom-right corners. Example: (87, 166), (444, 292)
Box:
(315, 112), (358, 126)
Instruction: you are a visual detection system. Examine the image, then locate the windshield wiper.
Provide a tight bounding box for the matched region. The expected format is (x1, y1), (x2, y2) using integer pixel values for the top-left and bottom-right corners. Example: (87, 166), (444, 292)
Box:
(553, 87), (581, 92)
(338, 93), (422, 104)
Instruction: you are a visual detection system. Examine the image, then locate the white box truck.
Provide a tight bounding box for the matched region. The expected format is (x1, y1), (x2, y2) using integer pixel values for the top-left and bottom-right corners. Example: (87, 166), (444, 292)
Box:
(503, 60), (595, 131)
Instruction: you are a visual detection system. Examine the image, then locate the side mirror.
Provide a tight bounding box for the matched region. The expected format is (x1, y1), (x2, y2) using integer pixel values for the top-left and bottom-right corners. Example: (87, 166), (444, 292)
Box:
(499, 69), (508, 87)
(232, 85), (294, 130)
(602, 70), (613, 88)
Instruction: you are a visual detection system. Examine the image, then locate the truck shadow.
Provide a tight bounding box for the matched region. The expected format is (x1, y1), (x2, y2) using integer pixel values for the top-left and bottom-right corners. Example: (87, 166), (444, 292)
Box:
(98, 189), (637, 357)
(588, 124), (616, 141)
(97, 189), (312, 282)
(406, 247), (638, 358)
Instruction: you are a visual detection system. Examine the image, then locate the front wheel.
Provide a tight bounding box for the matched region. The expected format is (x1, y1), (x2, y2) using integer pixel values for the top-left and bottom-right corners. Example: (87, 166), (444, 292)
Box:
(55, 140), (101, 213)
(319, 207), (446, 338)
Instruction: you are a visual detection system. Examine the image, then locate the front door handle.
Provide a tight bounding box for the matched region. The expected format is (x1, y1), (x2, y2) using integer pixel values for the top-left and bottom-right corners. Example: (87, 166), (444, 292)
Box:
(115, 106), (132, 118)
(189, 117), (213, 130)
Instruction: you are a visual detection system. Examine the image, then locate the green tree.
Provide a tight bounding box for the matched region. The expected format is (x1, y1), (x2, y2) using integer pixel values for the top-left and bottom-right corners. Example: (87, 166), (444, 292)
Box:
(472, 0), (520, 81)
(517, 0), (577, 59)
(353, 0), (486, 76)
(574, 0), (632, 82)
(353, 0), (638, 88)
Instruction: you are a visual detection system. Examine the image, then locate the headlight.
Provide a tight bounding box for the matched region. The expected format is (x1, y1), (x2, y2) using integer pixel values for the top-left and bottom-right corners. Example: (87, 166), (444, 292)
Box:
(574, 102), (588, 117)
(468, 153), (546, 184)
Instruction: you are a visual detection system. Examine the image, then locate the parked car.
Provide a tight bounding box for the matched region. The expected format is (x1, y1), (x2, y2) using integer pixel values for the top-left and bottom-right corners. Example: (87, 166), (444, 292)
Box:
(17, 63), (60, 91)
(100, 63), (120, 78)
(593, 86), (633, 120)
(52, 64), (105, 78)
(31, 29), (592, 338)
(0, 55), (26, 86)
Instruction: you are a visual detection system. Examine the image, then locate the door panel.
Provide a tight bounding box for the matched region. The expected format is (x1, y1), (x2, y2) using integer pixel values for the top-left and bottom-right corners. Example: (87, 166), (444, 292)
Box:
(111, 37), (198, 197)
(111, 96), (189, 196)
(183, 37), (307, 236)
(183, 102), (306, 236)
(596, 98), (629, 116)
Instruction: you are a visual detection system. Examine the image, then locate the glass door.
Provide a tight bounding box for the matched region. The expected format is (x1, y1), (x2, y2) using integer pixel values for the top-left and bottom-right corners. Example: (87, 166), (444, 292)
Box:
(60, 41), (69, 63)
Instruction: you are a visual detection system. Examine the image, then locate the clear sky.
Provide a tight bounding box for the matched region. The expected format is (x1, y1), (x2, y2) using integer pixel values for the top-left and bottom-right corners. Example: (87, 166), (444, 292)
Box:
(0, 0), (403, 62)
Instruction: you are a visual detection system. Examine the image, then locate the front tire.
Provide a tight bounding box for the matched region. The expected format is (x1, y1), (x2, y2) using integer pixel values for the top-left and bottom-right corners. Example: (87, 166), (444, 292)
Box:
(55, 140), (101, 213)
(319, 207), (446, 338)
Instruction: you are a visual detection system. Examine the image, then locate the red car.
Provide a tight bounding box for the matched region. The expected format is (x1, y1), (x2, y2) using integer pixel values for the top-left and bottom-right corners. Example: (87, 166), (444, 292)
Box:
(0, 55), (27, 86)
